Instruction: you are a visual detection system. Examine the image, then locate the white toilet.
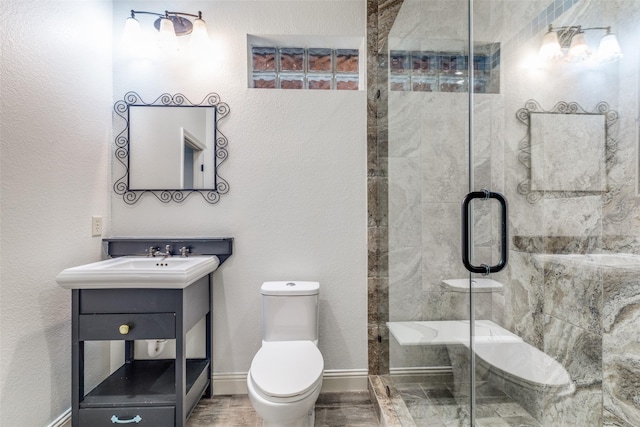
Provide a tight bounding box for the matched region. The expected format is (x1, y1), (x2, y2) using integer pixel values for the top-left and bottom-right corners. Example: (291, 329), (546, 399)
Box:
(247, 281), (324, 427)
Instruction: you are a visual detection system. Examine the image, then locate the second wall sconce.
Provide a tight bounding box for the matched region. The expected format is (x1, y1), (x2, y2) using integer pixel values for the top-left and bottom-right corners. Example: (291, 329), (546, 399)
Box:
(539, 25), (622, 63)
(123, 10), (209, 51)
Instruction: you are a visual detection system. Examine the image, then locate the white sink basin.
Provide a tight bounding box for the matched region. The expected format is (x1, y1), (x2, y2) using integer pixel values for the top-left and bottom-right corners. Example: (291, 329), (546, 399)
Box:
(56, 256), (220, 289)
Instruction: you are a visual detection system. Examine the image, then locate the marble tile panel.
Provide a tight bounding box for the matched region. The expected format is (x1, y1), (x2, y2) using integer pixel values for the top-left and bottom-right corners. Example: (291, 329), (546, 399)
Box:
(500, 415), (542, 427)
(503, 151), (545, 236)
(530, 113), (606, 192)
(388, 93), (423, 158)
(544, 315), (602, 390)
(602, 268), (640, 426)
(493, 250), (544, 350)
(542, 386), (603, 427)
(542, 195), (602, 238)
(421, 99), (469, 204)
(422, 291), (472, 321)
(543, 259), (603, 334)
(422, 202), (469, 285)
(389, 157), (422, 248)
(389, 247), (422, 321)
(604, 409), (636, 427)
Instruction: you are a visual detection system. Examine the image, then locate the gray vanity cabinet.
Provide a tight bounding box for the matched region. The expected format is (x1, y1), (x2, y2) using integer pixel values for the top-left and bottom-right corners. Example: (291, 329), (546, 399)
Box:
(71, 275), (212, 427)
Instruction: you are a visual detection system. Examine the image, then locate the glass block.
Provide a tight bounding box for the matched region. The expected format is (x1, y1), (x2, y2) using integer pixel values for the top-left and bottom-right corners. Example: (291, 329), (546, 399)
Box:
(308, 74), (332, 90)
(411, 75), (438, 92)
(440, 53), (468, 75)
(335, 49), (359, 73)
(279, 48), (304, 72)
(252, 47), (276, 72)
(439, 75), (467, 93)
(390, 75), (410, 91)
(473, 76), (487, 93)
(411, 51), (438, 74)
(390, 50), (409, 74)
(308, 48), (332, 73)
(252, 73), (276, 89)
(473, 54), (489, 72)
(279, 73), (305, 89)
(335, 74), (358, 90)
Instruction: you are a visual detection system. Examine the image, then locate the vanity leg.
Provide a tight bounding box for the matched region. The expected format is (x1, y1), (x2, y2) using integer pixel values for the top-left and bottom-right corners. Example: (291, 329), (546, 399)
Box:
(176, 292), (186, 427)
(71, 290), (83, 427)
(204, 279), (212, 398)
(124, 340), (135, 363)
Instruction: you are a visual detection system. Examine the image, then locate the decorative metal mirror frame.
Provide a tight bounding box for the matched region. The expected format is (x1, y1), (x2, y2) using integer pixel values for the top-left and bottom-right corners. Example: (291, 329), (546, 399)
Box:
(114, 92), (230, 204)
(515, 99), (618, 204)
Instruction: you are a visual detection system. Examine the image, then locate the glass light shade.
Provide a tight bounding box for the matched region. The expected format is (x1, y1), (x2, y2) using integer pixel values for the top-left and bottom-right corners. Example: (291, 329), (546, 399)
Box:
(189, 18), (210, 51)
(597, 33), (622, 62)
(157, 17), (178, 50)
(539, 31), (562, 60)
(122, 17), (142, 45)
(568, 32), (590, 61)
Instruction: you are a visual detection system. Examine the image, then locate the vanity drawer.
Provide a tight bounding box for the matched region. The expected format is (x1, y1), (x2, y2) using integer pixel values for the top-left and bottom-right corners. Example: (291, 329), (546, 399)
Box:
(78, 313), (175, 340)
(79, 406), (175, 427)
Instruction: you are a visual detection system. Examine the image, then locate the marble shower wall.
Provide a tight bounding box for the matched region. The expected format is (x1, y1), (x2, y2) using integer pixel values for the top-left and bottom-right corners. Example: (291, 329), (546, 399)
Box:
(496, 0), (640, 425)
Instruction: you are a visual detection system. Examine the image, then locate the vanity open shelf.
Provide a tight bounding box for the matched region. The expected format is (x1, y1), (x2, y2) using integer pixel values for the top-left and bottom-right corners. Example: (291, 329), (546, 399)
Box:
(58, 238), (233, 427)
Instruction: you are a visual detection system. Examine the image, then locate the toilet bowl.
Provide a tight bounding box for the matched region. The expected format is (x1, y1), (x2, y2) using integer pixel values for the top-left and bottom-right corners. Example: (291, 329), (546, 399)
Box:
(248, 341), (323, 426)
(247, 281), (324, 427)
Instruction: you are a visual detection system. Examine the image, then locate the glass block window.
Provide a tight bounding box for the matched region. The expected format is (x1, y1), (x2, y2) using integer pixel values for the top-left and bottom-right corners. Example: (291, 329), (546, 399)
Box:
(389, 44), (500, 94)
(250, 46), (360, 90)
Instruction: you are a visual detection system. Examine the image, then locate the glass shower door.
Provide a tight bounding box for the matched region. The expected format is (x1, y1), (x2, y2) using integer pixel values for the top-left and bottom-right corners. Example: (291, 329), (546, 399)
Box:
(386, 0), (478, 424)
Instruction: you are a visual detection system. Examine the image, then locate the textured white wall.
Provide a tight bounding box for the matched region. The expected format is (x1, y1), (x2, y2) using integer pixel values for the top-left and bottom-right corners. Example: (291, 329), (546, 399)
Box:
(111, 1), (368, 376)
(0, 1), (113, 425)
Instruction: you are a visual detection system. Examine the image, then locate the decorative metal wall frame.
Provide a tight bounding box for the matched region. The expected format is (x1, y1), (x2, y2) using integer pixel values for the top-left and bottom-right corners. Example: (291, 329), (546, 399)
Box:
(515, 99), (618, 203)
(113, 92), (230, 204)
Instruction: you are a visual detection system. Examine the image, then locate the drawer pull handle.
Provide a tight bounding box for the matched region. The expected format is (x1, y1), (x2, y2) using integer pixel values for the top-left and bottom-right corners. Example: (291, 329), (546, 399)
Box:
(118, 324), (130, 335)
(111, 414), (142, 424)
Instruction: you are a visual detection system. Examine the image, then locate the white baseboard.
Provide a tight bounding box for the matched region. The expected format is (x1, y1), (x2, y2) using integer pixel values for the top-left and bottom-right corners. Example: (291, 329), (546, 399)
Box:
(47, 408), (71, 427)
(212, 369), (369, 396)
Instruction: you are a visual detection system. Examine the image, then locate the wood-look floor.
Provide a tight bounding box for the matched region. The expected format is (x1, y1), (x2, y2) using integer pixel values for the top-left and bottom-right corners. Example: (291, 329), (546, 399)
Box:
(186, 392), (379, 426)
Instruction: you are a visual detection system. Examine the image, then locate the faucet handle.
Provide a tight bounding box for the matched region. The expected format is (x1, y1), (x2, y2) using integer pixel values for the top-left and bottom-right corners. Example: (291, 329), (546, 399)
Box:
(146, 246), (157, 257)
(179, 246), (189, 257)
(165, 245), (172, 256)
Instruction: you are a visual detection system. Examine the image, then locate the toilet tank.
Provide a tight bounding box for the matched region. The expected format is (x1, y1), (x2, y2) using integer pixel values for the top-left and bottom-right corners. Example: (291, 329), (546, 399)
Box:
(261, 281), (319, 343)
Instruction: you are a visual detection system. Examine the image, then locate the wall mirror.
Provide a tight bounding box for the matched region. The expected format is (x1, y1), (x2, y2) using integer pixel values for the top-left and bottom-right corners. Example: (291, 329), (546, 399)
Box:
(114, 92), (230, 204)
(516, 99), (618, 203)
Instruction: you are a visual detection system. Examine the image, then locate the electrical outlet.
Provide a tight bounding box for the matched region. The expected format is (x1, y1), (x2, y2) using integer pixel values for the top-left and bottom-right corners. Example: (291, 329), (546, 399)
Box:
(91, 216), (103, 237)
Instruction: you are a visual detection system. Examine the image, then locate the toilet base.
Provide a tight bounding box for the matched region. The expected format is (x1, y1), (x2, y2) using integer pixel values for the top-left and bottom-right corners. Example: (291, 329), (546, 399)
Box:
(260, 408), (315, 427)
(247, 373), (321, 427)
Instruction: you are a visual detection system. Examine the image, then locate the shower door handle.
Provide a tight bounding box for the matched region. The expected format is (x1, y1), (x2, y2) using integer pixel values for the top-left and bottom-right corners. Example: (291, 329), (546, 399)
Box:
(461, 190), (508, 274)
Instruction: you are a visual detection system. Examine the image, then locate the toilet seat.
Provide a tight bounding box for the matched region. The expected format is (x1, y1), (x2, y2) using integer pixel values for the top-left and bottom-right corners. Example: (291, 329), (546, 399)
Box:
(249, 341), (323, 401)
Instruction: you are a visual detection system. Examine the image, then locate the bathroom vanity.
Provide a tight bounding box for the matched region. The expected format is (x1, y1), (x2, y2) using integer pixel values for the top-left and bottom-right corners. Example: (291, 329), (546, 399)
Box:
(57, 238), (233, 427)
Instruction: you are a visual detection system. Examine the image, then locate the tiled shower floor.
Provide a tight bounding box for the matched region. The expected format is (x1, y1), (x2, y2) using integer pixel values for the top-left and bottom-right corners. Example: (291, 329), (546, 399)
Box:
(395, 380), (542, 427)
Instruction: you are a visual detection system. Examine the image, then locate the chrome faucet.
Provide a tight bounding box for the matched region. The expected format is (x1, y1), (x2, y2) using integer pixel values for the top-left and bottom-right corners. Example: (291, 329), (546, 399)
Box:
(148, 245), (172, 258)
(179, 246), (189, 257)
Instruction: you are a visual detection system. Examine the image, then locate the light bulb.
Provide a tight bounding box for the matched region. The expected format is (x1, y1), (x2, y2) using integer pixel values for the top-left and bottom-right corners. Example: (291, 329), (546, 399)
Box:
(567, 32), (590, 61)
(158, 17), (178, 51)
(539, 30), (562, 61)
(597, 32), (622, 62)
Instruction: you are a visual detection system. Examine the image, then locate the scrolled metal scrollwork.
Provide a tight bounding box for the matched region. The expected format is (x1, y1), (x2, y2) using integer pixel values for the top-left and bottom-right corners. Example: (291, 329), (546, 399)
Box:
(515, 99), (618, 204)
(113, 91), (230, 205)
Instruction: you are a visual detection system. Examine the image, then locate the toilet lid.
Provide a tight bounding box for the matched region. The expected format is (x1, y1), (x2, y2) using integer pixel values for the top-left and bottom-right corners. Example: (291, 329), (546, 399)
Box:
(250, 341), (324, 398)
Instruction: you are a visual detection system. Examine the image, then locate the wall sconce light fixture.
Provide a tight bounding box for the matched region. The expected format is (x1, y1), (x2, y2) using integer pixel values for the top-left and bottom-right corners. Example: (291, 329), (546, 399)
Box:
(123, 10), (209, 51)
(539, 25), (622, 63)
